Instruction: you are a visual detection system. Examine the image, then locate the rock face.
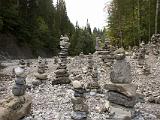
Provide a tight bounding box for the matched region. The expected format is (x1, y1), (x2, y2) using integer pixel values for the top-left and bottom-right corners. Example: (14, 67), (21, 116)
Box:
(52, 35), (71, 85)
(0, 95), (32, 120)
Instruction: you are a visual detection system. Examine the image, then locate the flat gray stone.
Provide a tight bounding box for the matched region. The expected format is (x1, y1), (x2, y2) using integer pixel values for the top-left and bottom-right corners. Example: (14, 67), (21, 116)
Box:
(109, 104), (133, 120)
(12, 84), (26, 96)
(104, 84), (137, 97)
(71, 112), (87, 120)
(110, 60), (132, 84)
(108, 91), (136, 108)
(34, 73), (47, 80)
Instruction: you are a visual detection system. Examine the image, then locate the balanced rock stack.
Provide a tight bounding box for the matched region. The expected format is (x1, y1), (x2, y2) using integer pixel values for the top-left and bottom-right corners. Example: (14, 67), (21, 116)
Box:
(54, 56), (59, 64)
(132, 46), (139, 59)
(34, 58), (47, 85)
(12, 59), (27, 96)
(88, 53), (94, 74)
(71, 81), (88, 120)
(79, 52), (84, 59)
(101, 40), (114, 66)
(151, 34), (160, 55)
(138, 41), (146, 67)
(87, 66), (101, 95)
(95, 37), (101, 51)
(142, 62), (151, 75)
(104, 48), (137, 119)
(59, 35), (70, 64)
(0, 60), (32, 120)
(52, 35), (71, 85)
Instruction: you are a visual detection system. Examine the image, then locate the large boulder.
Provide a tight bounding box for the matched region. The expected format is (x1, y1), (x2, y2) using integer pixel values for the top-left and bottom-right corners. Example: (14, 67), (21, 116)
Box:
(110, 60), (132, 84)
(0, 94), (32, 120)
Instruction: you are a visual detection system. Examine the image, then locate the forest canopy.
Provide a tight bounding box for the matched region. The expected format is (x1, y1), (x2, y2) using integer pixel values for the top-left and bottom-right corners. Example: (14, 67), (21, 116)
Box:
(0, 0), (96, 57)
(106, 0), (160, 48)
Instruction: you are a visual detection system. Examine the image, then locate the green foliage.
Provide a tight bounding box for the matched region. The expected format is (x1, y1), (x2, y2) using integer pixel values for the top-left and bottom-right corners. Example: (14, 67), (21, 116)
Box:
(0, 0), (95, 57)
(106, 0), (160, 48)
(69, 22), (95, 56)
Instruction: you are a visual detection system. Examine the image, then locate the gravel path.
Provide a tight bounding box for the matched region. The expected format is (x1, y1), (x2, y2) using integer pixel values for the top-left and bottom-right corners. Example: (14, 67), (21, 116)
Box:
(0, 56), (160, 120)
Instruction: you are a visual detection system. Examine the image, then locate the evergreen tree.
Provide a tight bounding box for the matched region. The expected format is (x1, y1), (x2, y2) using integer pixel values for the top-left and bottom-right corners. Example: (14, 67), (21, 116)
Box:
(106, 0), (160, 48)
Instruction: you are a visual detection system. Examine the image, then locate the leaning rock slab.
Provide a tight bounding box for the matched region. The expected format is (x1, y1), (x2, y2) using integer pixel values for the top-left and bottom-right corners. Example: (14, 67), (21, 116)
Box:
(108, 91), (136, 108)
(104, 83), (137, 97)
(0, 94), (32, 120)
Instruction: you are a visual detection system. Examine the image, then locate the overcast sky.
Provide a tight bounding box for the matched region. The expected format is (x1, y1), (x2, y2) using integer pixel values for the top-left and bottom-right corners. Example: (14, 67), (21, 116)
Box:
(64, 0), (112, 30)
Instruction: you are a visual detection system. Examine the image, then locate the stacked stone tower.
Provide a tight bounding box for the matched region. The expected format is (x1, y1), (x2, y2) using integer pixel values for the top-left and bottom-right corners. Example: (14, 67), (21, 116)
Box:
(104, 48), (137, 119)
(33, 58), (48, 86)
(151, 34), (160, 55)
(101, 40), (114, 67)
(71, 81), (88, 120)
(12, 59), (26, 96)
(52, 35), (71, 85)
(0, 60), (32, 120)
(87, 53), (94, 74)
(87, 66), (101, 95)
(138, 41), (146, 67)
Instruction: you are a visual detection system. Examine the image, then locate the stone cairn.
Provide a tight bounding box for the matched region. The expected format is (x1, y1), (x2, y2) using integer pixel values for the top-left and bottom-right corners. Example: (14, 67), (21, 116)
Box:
(87, 53), (94, 74)
(138, 41), (151, 74)
(132, 46), (139, 59)
(34, 58), (48, 86)
(104, 48), (137, 119)
(12, 59), (27, 96)
(95, 37), (101, 51)
(137, 41), (146, 67)
(52, 35), (71, 85)
(54, 56), (59, 64)
(71, 80), (88, 120)
(142, 62), (151, 75)
(79, 52), (84, 58)
(79, 52), (84, 67)
(0, 60), (32, 120)
(79, 52), (85, 72)
(151, 34), (160, 56)
(101, 40), (114, 67)
(86, 66), (101, 95)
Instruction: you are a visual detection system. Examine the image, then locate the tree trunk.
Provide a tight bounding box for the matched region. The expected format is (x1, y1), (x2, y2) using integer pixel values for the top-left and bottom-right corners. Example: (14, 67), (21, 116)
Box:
(132, 0), (135, 46)
(137, 0), (140, 45)
(149, 0), (151, 41)
(155, 0), (159, 34)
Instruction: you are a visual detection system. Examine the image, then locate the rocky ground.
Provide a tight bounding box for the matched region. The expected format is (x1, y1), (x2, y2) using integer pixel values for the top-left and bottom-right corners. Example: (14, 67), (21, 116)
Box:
(0, 54), (160, 120)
